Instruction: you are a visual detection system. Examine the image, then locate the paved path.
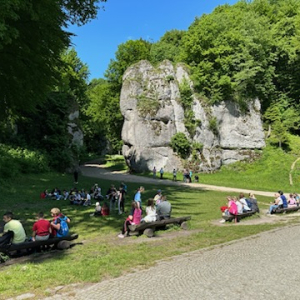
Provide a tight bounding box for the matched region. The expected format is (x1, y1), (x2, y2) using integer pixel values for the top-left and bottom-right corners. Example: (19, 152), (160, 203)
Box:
(81, 163), (275, 197)
(43, 224), (300, 300)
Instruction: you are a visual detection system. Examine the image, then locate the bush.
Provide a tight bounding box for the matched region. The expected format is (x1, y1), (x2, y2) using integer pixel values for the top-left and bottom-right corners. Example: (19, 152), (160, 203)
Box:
(170, 133), (191, 158)
(0, 144), (50, 181)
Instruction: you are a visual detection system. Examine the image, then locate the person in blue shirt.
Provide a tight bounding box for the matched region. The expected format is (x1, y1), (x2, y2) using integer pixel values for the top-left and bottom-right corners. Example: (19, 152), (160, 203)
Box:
(134, 186), (145, 209)
(278, 190), (288, 208)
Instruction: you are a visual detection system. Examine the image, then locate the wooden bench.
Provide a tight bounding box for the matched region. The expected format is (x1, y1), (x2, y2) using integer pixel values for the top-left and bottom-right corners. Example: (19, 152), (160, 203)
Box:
(272, 206), (300, 214)
(223, 210), (257, 222)
(0, 234), (79, 255)
(128, 216), (191, 238)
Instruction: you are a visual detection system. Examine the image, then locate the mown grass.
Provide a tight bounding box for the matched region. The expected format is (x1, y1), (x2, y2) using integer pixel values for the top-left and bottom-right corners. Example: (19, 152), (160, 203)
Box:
(138, 143), (300, 193)
(0, 171), (289, 299)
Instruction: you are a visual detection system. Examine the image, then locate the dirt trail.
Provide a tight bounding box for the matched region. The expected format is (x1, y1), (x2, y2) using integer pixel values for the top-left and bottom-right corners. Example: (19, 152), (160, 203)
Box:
(80, 163), (275, 197)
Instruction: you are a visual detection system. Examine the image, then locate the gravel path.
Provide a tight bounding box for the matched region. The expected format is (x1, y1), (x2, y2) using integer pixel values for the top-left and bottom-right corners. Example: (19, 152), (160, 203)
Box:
(81, 163), (275, 197)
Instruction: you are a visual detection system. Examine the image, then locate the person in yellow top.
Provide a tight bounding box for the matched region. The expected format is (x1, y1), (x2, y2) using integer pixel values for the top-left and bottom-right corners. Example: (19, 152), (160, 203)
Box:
(3, 211), (26, 244)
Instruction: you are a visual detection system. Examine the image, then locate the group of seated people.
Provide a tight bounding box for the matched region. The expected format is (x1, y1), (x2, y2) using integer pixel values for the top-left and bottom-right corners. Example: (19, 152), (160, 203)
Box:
(268, 191), (299, 214)
(220, 193), (259, 223)
(40, 183), (105, 207)
(118, 187), (172, 238)
(0, 208), (70, 247)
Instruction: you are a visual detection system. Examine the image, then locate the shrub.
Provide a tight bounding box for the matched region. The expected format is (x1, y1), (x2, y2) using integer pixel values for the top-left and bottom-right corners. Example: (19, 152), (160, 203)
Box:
(0, 144), (50, 182)
(170, 132), (191, 158)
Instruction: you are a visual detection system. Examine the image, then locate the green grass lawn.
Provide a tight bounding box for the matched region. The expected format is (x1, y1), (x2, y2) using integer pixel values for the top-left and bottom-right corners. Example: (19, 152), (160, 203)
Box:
(138, 144), (300, 193)
(0, 171), (289, 299)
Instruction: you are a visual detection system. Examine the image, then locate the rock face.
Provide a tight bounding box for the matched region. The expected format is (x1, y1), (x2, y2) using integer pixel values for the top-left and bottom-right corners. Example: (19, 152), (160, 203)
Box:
(120, 60), (265, 173)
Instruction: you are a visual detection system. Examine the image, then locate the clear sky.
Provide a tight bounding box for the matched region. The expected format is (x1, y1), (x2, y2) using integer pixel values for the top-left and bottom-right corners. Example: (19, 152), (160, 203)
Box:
(68, 0), (239, 80)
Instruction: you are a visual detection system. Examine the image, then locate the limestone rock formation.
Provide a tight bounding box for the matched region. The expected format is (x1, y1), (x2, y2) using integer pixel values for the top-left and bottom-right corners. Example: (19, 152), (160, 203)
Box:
(120, 60), (265, 173)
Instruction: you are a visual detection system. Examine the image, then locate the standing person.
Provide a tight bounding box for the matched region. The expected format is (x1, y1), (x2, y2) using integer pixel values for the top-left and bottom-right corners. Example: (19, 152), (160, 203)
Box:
(159, 167), (164, 179)
(172, 169), (177, 181)
(153, 167), (157, 178)
(73, 165), (79, 184)
(118, 184), (127, 214)
(2, 212), (26, 244)
(32, 212), (51, 241)
(106, 184), (118, 212)
(50, 208), (70, 237)
(189, 170), (193, 182)
(134, 186), (145, 209)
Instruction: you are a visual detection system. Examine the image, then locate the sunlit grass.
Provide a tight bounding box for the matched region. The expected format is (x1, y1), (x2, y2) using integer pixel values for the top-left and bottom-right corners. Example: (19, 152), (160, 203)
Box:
(0, 170), (289, 299)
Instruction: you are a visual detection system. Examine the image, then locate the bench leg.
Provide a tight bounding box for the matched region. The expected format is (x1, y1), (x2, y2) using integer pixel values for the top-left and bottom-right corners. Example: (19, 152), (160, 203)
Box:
(143, 228), (154, 238)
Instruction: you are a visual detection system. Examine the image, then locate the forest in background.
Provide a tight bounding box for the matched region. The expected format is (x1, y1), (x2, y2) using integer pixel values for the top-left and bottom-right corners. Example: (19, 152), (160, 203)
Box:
(1, 0), (300, 181)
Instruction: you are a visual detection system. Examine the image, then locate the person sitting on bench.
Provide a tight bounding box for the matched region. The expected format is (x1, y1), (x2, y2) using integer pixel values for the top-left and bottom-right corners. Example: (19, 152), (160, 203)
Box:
(268, 193), (282, 214)
(156, 196), (172, 220)
(32, 212), (51, 241)
(2, 211), (26, 244)
(118, 201), (142, 238)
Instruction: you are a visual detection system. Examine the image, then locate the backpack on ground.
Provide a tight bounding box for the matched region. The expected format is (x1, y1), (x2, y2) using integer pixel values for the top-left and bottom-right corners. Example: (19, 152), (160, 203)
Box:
(56, 216), (69, 237)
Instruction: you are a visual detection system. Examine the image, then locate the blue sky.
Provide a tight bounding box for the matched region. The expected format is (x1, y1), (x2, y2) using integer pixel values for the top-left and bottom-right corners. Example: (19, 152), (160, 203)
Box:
(68, 0), (238, 80)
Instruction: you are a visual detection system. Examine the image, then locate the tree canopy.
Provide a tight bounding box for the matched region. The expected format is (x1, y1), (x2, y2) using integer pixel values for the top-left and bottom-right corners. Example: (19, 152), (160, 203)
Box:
(0, 0), (106, 120)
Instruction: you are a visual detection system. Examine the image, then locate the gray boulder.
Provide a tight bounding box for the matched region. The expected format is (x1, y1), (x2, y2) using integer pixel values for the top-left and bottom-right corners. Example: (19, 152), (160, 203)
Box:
(120, 60), (265, 172)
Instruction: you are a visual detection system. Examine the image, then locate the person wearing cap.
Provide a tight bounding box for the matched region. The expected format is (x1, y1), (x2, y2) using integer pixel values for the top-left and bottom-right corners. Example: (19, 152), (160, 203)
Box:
(156, 196), (172, 220)
(154, 190), (162, 206)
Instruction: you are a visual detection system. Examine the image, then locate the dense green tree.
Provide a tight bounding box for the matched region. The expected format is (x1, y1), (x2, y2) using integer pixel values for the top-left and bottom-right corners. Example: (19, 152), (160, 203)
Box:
(150, 30), (185, 64)
(85, 79), (123, 153)
(0, 0), (106, 120)
(105, 39), (152, 89)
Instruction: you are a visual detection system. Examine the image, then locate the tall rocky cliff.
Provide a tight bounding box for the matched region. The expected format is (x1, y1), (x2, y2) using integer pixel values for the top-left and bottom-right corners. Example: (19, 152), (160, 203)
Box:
(120, 60), (265, 173)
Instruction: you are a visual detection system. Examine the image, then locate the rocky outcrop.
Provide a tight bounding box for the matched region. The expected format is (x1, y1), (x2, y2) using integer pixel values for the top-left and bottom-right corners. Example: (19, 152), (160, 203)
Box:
(120, 60), (265, 173)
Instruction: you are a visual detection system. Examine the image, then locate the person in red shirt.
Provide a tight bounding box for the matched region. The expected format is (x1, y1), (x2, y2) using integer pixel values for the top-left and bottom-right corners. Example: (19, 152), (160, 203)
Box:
(32, 212), (51, 241)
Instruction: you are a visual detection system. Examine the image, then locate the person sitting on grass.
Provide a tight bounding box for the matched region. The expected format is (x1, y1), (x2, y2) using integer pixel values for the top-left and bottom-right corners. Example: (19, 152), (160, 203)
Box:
(118, 201), (142, 238)
(268, 193), (282, 214)
(83, 191), (92, 206)
(156, 196), (172, 220)
(2, 211), (26, 244)
(101, 202), (110, 216)
(50, 208), (70, 237)
(95, 202), (102, 216)
(142, 199), (157, 223)
(32, 212), (51, 241)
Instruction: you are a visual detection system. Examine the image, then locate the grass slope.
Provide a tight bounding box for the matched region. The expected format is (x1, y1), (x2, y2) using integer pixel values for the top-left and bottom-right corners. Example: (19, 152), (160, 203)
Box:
(0, 171), (286, 299)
